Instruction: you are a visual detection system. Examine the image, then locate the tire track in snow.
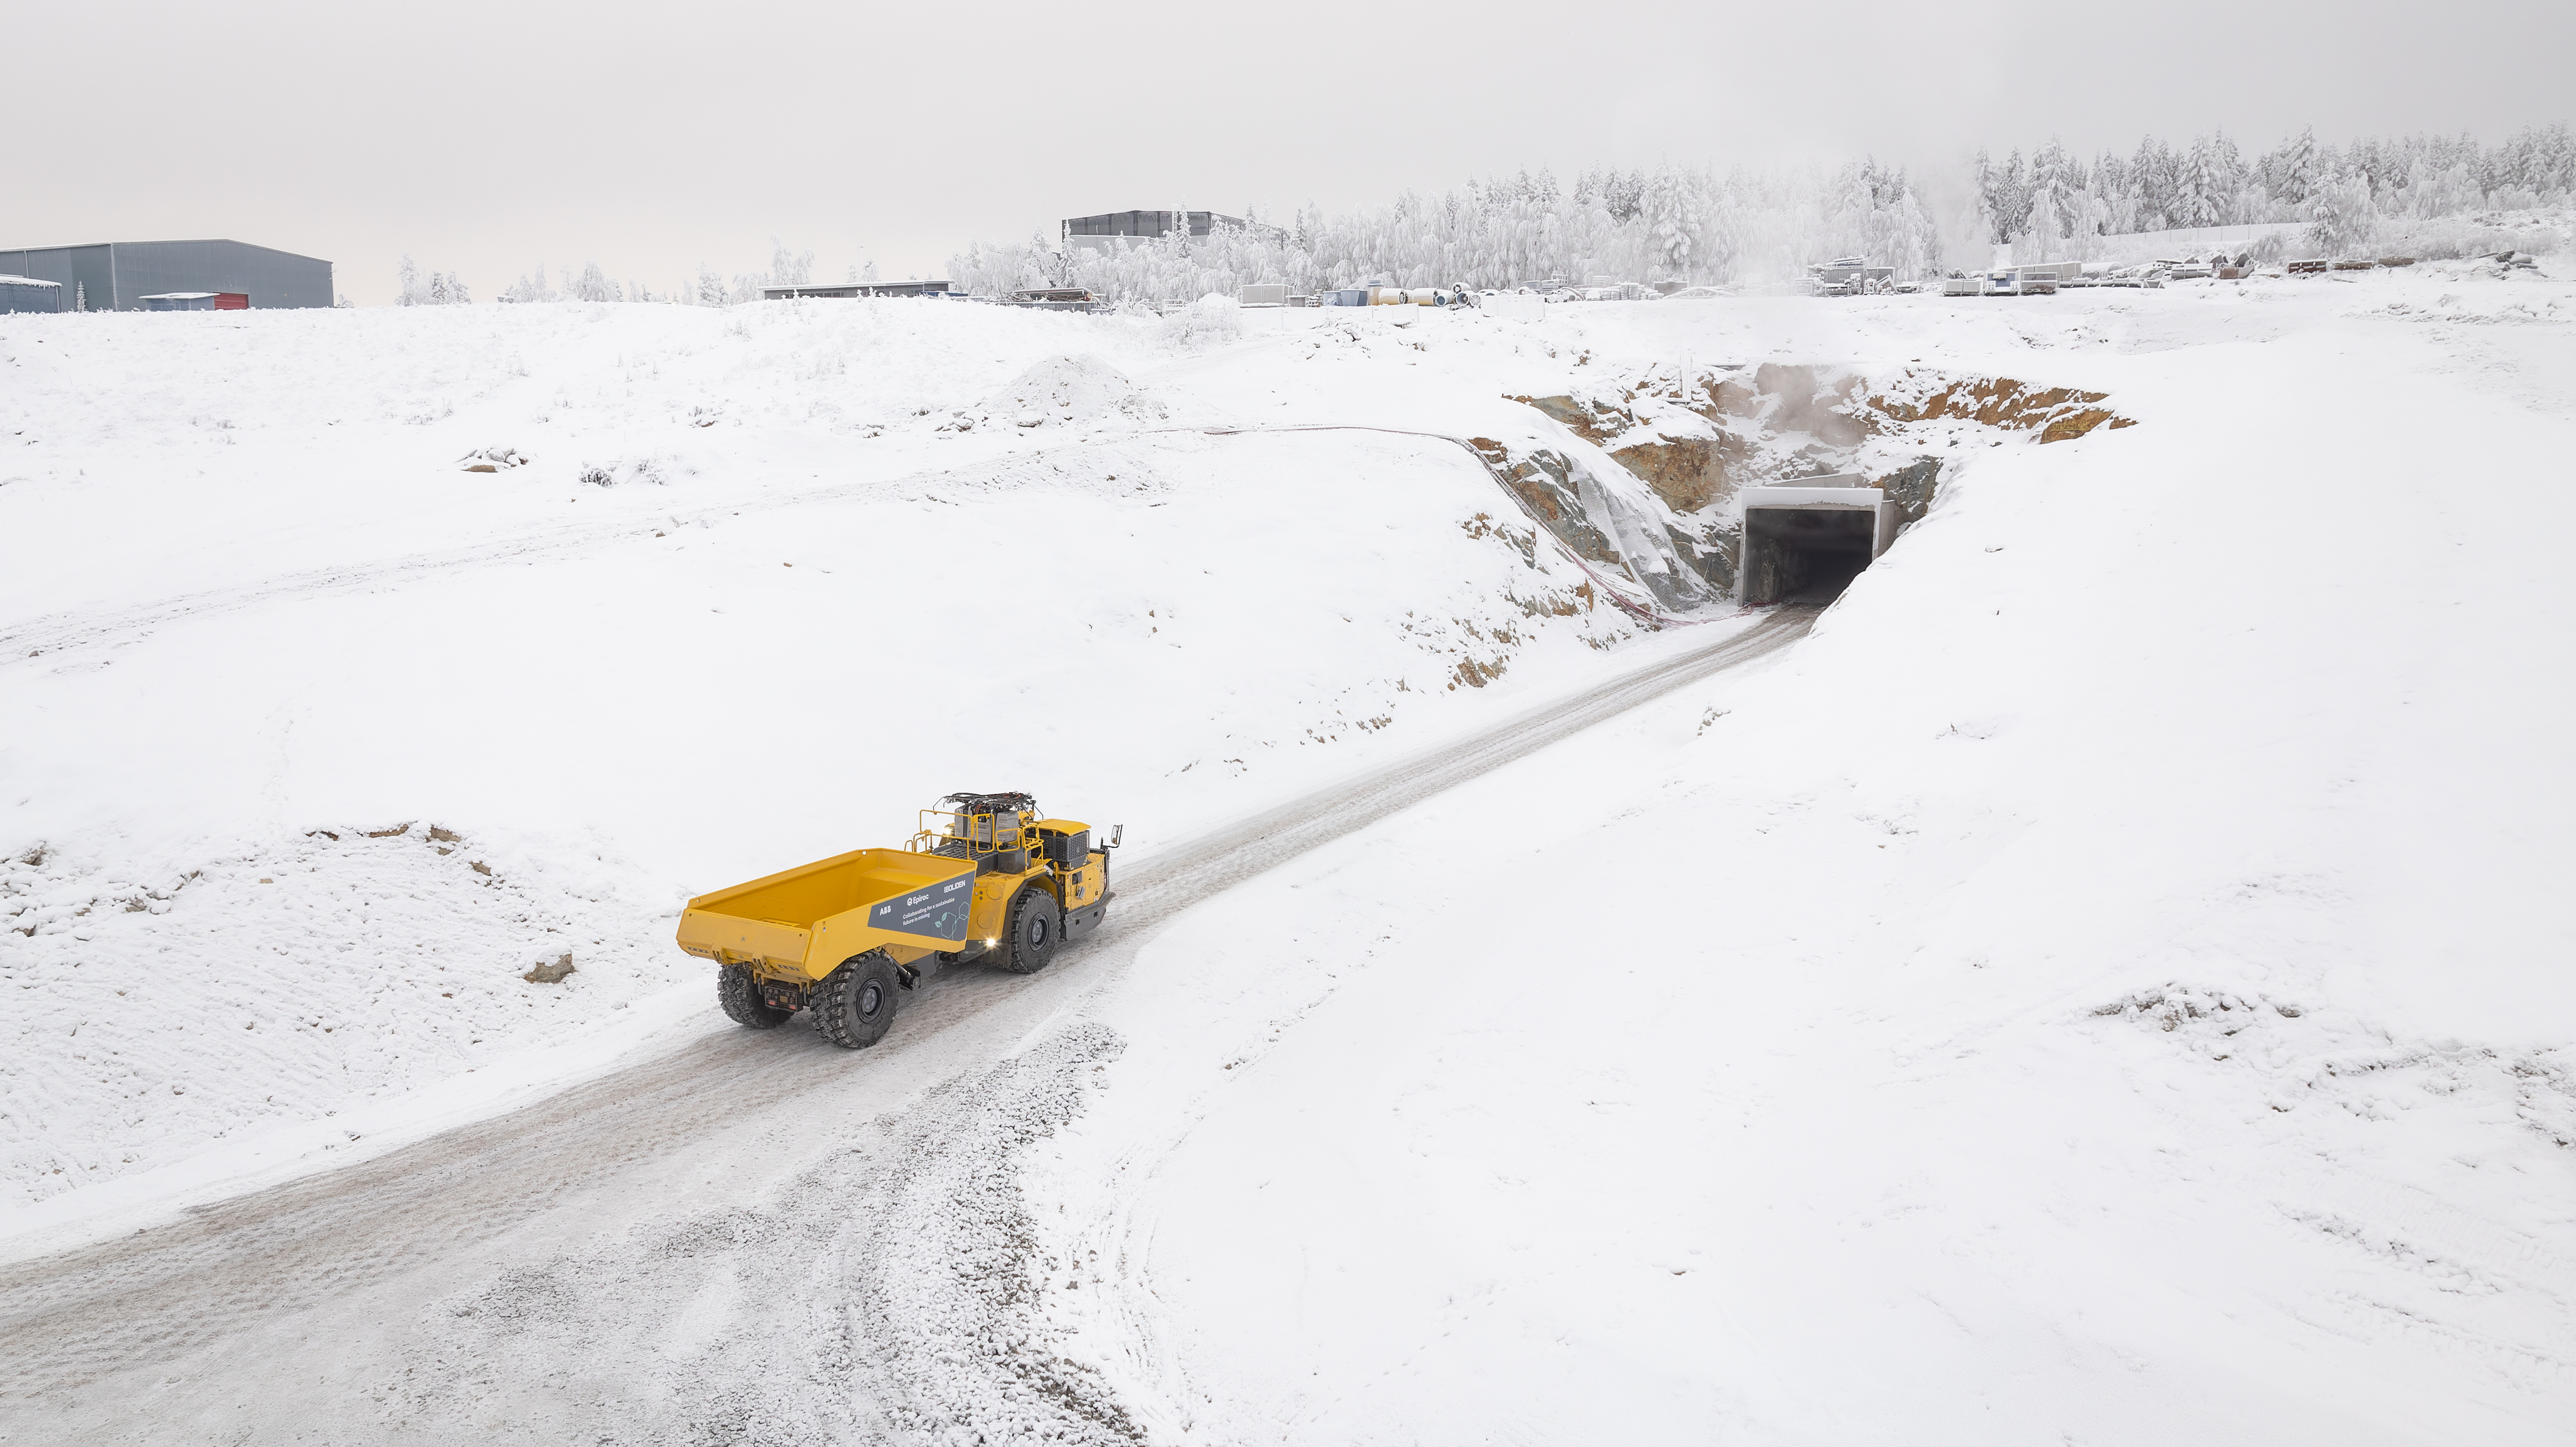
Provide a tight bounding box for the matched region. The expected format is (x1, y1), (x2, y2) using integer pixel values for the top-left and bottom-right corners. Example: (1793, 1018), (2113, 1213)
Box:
(0, 602), (1814, 1442)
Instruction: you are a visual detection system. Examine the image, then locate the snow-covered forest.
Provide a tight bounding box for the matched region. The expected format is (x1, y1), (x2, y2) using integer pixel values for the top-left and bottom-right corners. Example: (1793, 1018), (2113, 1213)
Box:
(388, 123), (2574, 308)
(954, 160), (1944, 302)
(1970, 124), (2576, 259)
(947, 123), (2574, 302)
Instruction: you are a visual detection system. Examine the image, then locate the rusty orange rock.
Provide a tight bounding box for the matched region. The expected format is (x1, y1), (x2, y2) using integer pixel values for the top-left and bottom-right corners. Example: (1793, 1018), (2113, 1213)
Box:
(2040, 409), (2118, 443)
(1610, 438), (1728, 513)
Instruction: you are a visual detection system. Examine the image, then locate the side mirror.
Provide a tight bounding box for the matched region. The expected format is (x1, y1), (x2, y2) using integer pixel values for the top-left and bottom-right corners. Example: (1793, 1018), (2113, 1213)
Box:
(1110, 825), (1124, 849)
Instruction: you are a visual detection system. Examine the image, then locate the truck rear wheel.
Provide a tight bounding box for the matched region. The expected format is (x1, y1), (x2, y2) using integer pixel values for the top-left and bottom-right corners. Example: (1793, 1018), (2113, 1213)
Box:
(718, 965), (791, 1029)
(994, 886), (1062, 975)
(814, 951), (900, 1049)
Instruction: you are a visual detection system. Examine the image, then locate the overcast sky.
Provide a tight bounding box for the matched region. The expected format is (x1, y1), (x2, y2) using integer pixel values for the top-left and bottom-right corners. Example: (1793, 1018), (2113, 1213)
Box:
(8, 0), (2568, 302)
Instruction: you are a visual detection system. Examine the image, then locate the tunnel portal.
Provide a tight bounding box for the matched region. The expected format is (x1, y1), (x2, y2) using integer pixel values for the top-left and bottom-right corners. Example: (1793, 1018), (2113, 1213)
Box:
(1737, 474), (1897, 606)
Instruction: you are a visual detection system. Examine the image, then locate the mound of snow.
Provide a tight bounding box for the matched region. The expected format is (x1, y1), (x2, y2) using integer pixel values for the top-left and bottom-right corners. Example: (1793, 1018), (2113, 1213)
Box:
(974, 354), (1166, 430)
(3, 825), (684, 1207)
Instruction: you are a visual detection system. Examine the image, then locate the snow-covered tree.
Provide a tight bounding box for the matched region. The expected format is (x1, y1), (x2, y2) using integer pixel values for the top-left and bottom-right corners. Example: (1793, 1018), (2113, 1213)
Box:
(569, 262), (621, 302)
(1641, 169), (1699, 279)
(768, 238), (813, 286)
(2260, 125), (2320, 206)
(2305, 175), (2379, 257)
(2030, 138), (2087, 238)
(501, 264), (555, 304)
(2019, 178), (2063, 256)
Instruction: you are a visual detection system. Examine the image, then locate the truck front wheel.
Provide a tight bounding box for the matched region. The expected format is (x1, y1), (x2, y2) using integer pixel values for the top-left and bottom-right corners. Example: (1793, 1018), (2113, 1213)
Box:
(814, 951), (901, 1049)
(994, 887), (1062, 975)
(718, 965), (791, 1029)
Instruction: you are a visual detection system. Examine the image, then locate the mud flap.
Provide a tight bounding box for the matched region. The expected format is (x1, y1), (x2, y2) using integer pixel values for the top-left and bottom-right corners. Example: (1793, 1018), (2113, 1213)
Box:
(1064, 892), (1114, 941)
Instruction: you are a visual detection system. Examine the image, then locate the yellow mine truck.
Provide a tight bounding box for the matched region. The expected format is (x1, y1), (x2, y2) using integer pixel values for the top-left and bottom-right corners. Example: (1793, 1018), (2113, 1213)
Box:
(675, 792), (1117, 1049)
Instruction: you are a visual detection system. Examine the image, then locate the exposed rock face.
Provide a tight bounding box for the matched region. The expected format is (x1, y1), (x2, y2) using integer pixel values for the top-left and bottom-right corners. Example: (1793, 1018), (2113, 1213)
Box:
(1876, 456), (1943, 531)
(2040, 409), (2129, 443)
(1611, 437), (1726, 513)
(1466, 438), (1717, 615)
(1706, 376), (1762, 419)
(1667, 523), (1736, 594)
(1505, 394), (1631, 444)
(1865, 375), (2136, 441)
(1491, 361), (2128, 608)
(1469, 440), (1621, 567)
(1507, 387), (1750, 517)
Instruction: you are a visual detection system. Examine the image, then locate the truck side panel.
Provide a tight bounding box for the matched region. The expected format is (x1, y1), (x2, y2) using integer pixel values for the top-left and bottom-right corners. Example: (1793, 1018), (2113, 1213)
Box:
(679, 848), (975, 979)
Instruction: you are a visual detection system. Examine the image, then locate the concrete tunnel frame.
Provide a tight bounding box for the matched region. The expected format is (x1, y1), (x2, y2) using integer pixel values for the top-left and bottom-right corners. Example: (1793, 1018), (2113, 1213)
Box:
(1736, 474), (1899, 606)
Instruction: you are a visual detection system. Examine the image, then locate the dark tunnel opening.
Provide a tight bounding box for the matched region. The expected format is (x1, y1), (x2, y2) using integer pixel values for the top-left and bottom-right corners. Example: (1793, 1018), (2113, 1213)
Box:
(1739, 506), (1880, 606)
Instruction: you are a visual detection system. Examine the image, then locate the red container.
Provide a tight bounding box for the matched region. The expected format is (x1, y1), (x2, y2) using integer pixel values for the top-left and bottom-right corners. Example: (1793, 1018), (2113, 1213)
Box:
(213, 292), (249, 310)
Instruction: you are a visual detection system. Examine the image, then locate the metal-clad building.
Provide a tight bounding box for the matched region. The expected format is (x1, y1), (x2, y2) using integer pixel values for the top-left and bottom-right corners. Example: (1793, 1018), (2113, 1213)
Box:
(0, 275), (65, 313)
(1063, 211), (1244, 240)
(1061, 211), (1249, 255)
(760, 278), (955, 300)
(142, 292), (249, 311)
(0, 240), (333, 311)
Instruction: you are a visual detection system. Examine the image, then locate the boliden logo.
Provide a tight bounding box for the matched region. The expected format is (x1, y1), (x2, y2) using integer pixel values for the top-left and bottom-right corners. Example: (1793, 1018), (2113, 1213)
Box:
(870, 874), (974, 942)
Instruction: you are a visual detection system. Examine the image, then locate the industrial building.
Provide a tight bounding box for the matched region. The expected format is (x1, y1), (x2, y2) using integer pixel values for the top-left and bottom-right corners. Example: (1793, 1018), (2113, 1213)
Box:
(0, 275), (64, 313)
(760, 278), (954, 300)
(1060, 211), (1247, 254)
(0, 239), (333, 312)
(141, 292), (249, 311)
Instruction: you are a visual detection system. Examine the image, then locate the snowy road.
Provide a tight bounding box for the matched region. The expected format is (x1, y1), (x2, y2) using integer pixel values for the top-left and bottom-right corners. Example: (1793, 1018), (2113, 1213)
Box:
(0, 602), (1814, 1442)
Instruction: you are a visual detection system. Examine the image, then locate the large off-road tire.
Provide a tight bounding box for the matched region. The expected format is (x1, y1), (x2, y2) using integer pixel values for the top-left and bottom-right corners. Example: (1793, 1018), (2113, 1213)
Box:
(813, 951), (901, 1050)
(993, 886), (1063, 975)
(717, 965), (791, 1029)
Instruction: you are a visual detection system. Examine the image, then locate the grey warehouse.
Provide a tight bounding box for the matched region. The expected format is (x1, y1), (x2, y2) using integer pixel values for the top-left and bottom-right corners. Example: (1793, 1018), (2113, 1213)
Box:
(0, 239), (334, 312)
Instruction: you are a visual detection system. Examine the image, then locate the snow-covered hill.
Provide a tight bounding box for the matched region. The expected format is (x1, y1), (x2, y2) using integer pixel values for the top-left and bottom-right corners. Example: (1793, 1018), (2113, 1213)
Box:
(4, 259), (2573, 1442)
(1038, 271), (2576, 1442)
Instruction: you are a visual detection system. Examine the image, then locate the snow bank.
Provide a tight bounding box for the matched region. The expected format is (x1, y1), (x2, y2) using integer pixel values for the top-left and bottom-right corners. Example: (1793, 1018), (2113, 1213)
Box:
(4, 825), (681, 1198)
(1022, 262), (2576, 1442)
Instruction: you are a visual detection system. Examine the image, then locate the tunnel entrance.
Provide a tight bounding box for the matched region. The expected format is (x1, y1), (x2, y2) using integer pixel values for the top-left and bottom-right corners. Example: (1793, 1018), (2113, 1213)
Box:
(1737, 475), (1897, 606)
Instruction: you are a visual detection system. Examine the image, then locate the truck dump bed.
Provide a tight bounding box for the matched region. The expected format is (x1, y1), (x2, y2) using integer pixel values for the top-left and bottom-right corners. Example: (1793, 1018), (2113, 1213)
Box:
(676, 847), (977, 980)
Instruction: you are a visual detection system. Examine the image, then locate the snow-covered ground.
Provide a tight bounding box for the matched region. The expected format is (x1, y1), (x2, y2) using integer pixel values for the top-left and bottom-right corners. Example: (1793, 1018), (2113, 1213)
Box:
(4, 258), (2573, 1441)
(1036, 274), (2576, 1442)
(1, 298), (1672, 1220)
